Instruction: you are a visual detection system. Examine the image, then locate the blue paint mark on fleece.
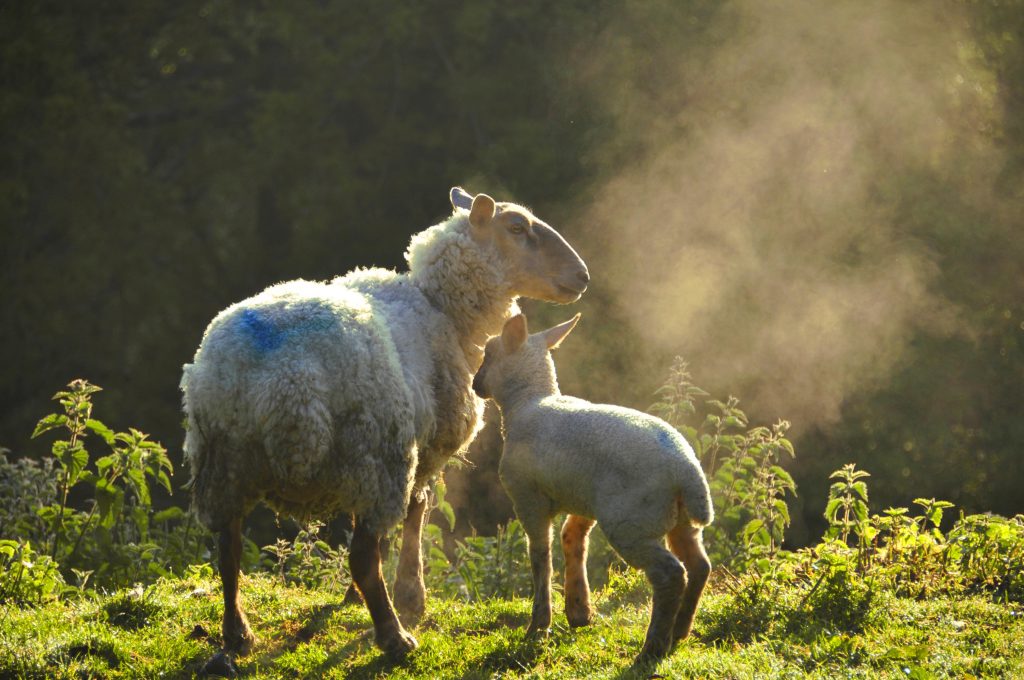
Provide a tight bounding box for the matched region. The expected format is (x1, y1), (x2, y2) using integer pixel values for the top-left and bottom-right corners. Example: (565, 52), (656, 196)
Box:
(240, 308), (286, 352)
(657, 428), (675, 451)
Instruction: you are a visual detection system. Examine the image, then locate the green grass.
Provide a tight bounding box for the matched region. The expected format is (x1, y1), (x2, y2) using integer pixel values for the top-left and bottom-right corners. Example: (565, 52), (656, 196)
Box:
(2, 569), (1022, 679)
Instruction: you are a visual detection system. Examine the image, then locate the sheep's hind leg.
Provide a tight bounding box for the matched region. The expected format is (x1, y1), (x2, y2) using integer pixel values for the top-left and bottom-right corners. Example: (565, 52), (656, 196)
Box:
(613, 536), (684, 660)
(219, 517), (256, 655)
(561, 514), (595, 628)
(668, 524), (711, 643)
(349, 517), (418, 657)
(393, 488), (430, 624)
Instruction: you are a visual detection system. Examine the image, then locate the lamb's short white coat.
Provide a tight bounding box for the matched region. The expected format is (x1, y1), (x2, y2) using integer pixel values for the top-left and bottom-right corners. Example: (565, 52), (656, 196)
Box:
(474, 314), (713, 658)
(181, 208), (516, 534)
(476, 319), (714, 539)
(501, 398), (714, 537)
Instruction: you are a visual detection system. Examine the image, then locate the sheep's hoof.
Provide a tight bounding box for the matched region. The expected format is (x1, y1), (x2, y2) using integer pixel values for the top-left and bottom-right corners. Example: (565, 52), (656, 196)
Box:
(394, 588), (426, 626)
(200, 651), (238, 678)
(342, 583), (364, 606)
(636, 637), (672, 662)
(524, 623), (551, 639)
(378, 628), (418, 658)
(224, 626), (256, 657)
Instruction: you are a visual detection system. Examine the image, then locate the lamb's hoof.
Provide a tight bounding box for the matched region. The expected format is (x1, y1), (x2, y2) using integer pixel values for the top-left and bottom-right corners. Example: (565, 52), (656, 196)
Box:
(566, 608), (593, 629)
(200, 651), (238, 678)
(378, 628), (418, 658)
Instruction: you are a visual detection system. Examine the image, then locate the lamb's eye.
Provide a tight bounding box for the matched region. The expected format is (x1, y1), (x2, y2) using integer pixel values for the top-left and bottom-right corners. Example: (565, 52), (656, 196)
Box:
(509, 221), (527, 235)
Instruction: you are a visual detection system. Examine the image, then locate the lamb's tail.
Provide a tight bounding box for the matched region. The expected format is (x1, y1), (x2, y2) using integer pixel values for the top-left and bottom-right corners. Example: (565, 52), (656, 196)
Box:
(674, 438), (714, 528)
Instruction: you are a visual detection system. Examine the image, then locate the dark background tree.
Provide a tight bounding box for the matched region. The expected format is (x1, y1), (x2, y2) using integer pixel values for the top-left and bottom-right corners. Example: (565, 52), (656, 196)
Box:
(3, 0), (1021, 544)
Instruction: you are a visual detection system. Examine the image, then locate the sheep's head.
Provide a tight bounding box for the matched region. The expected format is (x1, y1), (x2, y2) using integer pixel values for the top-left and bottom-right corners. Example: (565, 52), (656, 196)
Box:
(450, 187), (589, 304)
(473, 313), (580, 401)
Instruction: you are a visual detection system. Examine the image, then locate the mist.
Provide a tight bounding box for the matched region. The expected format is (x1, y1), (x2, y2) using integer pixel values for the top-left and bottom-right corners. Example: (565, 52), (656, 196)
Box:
(554, 0), (1010, 431)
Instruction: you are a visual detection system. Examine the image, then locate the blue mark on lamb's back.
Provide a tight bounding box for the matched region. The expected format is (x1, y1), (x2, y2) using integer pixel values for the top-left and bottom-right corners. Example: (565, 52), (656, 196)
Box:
(657, 427), (676, 451)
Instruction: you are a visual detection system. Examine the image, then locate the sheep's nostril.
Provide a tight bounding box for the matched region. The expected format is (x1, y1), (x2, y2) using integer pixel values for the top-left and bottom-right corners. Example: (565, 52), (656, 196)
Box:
(577, 269), (590, 285)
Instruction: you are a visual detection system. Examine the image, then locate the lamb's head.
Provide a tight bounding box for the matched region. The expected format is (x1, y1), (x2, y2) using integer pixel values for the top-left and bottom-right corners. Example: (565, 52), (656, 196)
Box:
(472, 313), (580, 402)
(450, 187), (589, 304)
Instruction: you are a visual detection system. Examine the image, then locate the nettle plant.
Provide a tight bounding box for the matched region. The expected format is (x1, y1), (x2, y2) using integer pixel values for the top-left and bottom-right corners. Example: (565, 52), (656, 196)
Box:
(810, 463), (1024, 604)
(650, 358), (797, 571)
(25, 380), (202, 589)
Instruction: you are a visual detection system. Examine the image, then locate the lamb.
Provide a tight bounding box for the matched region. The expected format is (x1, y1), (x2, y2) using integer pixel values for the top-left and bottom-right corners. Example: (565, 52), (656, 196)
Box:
(180, 187), (589, 660)
(472, 313), (714, 660)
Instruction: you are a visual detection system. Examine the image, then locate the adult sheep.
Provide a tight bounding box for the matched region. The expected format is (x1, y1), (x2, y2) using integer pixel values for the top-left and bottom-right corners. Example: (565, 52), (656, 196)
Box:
(180, 187), (589, 660)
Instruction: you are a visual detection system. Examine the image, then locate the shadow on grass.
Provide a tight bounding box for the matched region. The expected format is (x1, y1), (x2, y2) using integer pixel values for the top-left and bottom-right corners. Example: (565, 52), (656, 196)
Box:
(193, 602), (351, 677)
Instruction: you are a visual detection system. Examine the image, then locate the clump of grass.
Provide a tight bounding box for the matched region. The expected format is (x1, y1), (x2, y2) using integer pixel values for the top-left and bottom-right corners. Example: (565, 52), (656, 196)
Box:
(103, 588), (164, 630)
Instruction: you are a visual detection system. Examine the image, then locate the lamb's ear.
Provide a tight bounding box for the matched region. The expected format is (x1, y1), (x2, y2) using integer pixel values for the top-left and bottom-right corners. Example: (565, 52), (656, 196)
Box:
(469, 193), (496, 229)
(501, 314), (528, 352)
(544, 313), (581, 350)
(450, 186), (474, 211)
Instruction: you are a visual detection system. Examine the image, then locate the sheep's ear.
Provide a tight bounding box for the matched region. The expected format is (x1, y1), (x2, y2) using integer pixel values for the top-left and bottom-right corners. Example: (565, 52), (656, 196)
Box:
(469, 193), (496, 229)
(450, 186), (474, 211)
(543, 313), (581, 350)
(501, 314), (528, 352)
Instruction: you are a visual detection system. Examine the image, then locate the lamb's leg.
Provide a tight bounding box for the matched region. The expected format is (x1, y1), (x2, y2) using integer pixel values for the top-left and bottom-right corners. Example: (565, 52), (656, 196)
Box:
(519, 513), (554, 637)
(561, 514), (595, 628)
(668, 524), (711, 642)
(613, 536), (685, 660)
(393, 488), (430, 624)
(219, 517), (255, 655)
(349, 517), (418, 657)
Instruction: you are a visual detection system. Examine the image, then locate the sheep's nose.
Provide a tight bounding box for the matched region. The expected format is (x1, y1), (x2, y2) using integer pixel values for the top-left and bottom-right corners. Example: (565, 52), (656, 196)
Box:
(576, 268), (590, 285)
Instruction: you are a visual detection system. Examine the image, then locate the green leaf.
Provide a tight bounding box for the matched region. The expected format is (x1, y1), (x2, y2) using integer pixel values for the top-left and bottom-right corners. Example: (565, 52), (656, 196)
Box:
(742, 519), (764, 538)
(127, 467), (150, 506)
(32, 413), (68, 439)
(773, 498), (791, 526)
(85, 419), (115, 445)
(152, 507), (185, 523)
(852, 481), (869, 502)
(770, 465), (795, 489)
(824, 498), (844, 523)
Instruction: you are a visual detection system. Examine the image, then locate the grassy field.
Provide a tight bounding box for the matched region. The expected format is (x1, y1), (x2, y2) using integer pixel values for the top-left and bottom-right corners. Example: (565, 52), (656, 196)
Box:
(2, 568), (1022, 679)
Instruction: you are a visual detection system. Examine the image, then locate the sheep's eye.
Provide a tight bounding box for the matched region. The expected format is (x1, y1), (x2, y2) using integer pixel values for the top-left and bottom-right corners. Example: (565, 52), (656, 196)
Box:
(509, 220), (527, 235)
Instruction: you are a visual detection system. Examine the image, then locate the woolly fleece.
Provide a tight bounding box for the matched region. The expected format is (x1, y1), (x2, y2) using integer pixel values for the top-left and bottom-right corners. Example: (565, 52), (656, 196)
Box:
(181, 210), (519, 534)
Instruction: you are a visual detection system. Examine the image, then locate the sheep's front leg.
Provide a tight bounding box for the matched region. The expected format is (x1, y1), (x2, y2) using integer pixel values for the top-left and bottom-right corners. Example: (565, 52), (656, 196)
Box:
(561, 514), (596, 628)
(349, 518), (418, 657)
(219, 517), (255, 656)
(393, 488), (430, 624)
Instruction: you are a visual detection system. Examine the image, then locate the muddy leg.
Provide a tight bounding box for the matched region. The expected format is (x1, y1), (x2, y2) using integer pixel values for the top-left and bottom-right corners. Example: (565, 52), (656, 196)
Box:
(561, 514), (596, 628)
(349, 518), (417, 657)
(668, 524), (711, 642)
(337, 514), (364, 606)
(614, 537), (685, 660)
(393, 489), (430, 624)
(516, 509), (553, 637)
(219, 517), (255, 655)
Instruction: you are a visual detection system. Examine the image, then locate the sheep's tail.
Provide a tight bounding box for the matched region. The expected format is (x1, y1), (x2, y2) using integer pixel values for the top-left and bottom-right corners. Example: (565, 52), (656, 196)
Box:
(179, 363), (202, 490)
(674, 440), (714, 528)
